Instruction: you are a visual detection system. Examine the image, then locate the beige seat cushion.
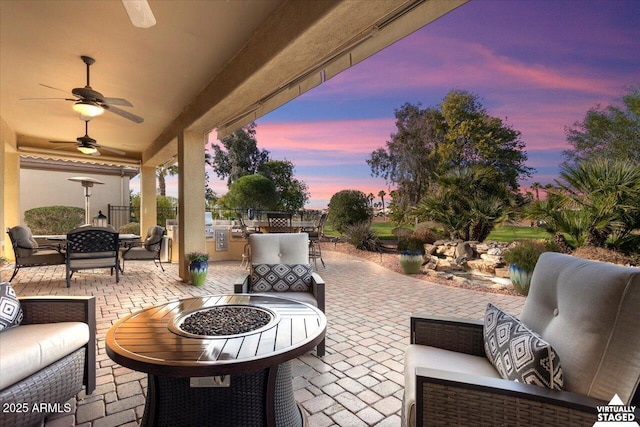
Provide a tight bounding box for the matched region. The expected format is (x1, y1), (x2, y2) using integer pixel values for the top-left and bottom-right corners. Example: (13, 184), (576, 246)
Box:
(521, 252), (640, 403)
(0, 322), (89, 389)
(403, 344), (500, 427)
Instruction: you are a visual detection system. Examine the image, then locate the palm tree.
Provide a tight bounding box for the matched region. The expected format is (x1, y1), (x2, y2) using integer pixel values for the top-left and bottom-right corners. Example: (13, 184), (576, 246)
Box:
(530, 182), (541, 201)
(157, 165), (178, 196)
(378, 190), (386, 218)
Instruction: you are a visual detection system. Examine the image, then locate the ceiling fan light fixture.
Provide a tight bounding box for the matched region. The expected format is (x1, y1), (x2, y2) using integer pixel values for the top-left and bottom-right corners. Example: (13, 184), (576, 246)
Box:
(73, 101), (104, 117)
(77, 145), (98, 155)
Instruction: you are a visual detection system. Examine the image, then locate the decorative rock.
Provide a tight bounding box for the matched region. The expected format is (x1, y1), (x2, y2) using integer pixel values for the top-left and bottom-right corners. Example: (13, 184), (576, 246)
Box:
(466, 259), (496, 275)
(455, 242), (475, 260)
(487, 247), (503, 256)
(480, 254), (503, 263)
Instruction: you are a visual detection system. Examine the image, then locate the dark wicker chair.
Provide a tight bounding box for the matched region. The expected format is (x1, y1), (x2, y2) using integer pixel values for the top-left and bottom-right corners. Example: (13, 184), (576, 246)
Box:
(5, 226), (65, 281)
(66, 226), (119, 288)
(403, 253), (640, 427)
(120, 225), (165, 272)
(0, 296), (96, 427)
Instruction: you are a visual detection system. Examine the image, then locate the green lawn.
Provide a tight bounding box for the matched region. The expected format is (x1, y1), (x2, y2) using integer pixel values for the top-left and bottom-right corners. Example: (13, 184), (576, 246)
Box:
(486, 226), (552, 242)
(325, 221), (552, 242)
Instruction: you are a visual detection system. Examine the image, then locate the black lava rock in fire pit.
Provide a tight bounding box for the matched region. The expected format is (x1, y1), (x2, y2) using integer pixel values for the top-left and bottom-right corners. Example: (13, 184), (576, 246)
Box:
(180, 306), (272, 336)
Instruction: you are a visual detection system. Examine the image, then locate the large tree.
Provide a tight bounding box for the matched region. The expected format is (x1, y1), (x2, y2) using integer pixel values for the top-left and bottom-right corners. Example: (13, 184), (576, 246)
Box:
(221, 174), (278, 211)
(563, 87), (640, 165)
(258, 160), (310, 211)
(368, 90), (532, 218)
(208, 122), (270, 186)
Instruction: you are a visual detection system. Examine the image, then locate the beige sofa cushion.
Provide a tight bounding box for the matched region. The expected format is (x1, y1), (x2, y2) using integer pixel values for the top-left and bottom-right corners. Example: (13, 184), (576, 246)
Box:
(0, 322), (89, 389)
(9, 225), (38, 257)
(520, 252), (640, 403)
(403, 344), (501, 427)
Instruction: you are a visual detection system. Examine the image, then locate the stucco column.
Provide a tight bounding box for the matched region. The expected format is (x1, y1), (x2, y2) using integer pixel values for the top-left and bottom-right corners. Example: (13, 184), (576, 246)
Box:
(139, 164), (157, 235)
(177, 130), (206, 281)
(2, 152), (20, 261)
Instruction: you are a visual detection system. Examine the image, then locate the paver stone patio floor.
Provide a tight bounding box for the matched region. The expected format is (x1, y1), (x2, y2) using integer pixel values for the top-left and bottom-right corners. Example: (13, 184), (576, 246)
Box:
(6, 249), (525, 427)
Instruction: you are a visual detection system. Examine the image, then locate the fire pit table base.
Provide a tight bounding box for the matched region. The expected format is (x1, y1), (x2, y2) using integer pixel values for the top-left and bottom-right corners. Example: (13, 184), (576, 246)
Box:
(142, 361), (304, 427)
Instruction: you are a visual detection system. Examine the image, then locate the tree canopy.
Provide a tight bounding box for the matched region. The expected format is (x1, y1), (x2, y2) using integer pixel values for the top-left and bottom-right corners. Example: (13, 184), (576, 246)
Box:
(563, 87), (640, 165)
(221, 174), (278, 211)
(258, 160), (310, 211)
(208, 122), (270, 186)
(367, 90), (533, 215)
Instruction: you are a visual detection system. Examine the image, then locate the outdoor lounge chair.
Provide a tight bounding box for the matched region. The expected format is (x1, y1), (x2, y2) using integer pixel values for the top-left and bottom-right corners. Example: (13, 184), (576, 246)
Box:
(66, 226), (119, 288)
(0, 294), (96, 427)
(5, 225), (65, 281)
(120, 225), (165, 272)
(402, 252), (640, 427)
(233, 232), (326, 356)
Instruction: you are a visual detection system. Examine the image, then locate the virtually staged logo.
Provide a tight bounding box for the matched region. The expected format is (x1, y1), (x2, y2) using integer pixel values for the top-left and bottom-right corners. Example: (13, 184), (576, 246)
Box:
(593, 394), (638, 426)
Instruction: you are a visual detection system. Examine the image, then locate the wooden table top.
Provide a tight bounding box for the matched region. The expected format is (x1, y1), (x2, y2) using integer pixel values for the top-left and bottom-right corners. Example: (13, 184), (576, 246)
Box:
(106, 294), (326, 377)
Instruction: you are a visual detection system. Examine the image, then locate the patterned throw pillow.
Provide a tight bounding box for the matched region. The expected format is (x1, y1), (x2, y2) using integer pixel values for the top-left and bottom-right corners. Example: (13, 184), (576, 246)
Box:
(251, 264), (312, 292)
(483, 303), (563, 390)
(0, 282), (23, 332)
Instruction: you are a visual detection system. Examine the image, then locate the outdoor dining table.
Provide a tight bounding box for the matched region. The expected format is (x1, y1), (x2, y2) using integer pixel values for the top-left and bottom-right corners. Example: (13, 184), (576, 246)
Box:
(34, 233), (140, 242)
(244, 220), (317, 233)
(106, 294), (326, 427)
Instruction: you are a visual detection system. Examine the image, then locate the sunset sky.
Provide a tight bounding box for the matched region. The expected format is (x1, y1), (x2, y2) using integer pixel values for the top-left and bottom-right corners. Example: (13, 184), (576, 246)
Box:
(153, 0), (640, 209)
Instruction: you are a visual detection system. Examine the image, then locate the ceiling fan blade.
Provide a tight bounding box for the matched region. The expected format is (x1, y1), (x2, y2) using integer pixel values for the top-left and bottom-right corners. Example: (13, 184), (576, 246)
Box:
(49, 140), (77, 144)
(40, 83), (74, 95)
(122, 0), (156, 28)
(102, 97), (133, 107)
(94, 144), (126, 156)
(104, 104), (144, 123)
(20, 97), (70, 101)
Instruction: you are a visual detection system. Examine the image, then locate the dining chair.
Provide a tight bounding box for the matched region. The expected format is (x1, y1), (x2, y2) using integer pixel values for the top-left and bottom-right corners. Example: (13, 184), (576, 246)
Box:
(65, 226), (119, 287)
(266, 212), (293, 233)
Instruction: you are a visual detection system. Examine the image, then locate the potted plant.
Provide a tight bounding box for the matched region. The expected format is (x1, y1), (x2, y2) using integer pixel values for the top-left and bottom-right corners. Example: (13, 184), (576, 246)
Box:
(187, 251), (209, 286)
(397, 237), (425, 274)
(502, 240), (550, 296)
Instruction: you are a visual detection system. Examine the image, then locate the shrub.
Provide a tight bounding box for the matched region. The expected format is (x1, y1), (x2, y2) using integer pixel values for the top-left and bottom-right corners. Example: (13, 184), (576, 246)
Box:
(328, 190), (372, 233)
(342, 222), (381, 252)
(119, 222), (141, 234)
(24, 206), (85, 234)
(502, 240), (551, 272)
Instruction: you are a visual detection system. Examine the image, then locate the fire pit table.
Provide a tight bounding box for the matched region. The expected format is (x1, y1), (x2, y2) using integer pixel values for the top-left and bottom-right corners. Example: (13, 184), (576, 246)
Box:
(106, 294), (326, 427)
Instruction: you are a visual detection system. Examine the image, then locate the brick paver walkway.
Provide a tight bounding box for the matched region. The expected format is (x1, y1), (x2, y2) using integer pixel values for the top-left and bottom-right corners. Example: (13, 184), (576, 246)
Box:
(7, 249), (525, 427)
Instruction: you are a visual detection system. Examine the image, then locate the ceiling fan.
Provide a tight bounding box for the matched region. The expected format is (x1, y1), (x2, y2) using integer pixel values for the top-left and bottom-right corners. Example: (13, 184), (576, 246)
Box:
(122, 0), (156, 28)
(49, 121), (126, 157)
(21, 55), (144, 123)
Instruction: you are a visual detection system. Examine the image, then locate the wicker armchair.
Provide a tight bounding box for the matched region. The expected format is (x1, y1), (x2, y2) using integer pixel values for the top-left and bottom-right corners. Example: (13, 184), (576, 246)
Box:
(403, 253), (640, 427)
(0, 296), (96, 427)
(233, 233), (325, 356)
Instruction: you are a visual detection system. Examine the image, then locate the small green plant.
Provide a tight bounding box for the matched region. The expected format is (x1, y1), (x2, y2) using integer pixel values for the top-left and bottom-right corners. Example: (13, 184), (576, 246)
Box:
(502, 240), (551, 272)
(187, 252), (209, 263)
(342, 222), (381, 252)
(397, 237), (426, 256)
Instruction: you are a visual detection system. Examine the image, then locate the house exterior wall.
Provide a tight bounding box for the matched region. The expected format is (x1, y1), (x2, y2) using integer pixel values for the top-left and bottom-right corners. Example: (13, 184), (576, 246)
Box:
(19, 164), (133, 226)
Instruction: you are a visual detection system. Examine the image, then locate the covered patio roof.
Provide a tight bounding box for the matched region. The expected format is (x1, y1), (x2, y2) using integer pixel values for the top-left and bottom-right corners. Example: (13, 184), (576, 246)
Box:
(1, 0), (467, 278)
(1, 0), (466, 167)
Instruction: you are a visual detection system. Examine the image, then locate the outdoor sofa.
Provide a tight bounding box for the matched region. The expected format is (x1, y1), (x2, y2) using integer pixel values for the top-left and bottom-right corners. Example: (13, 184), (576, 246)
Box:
(0, 292), (96, 427)
(403, 252), (640, 427)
